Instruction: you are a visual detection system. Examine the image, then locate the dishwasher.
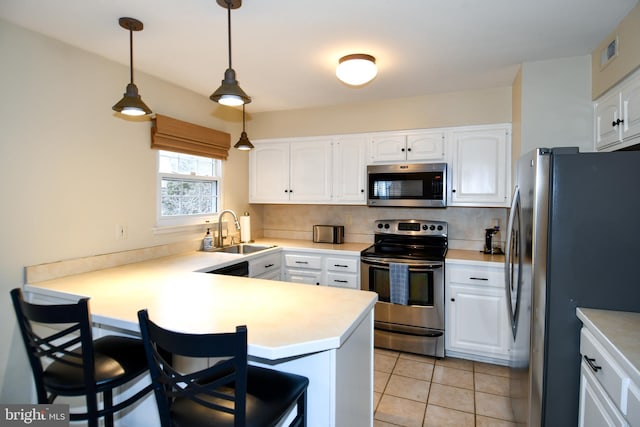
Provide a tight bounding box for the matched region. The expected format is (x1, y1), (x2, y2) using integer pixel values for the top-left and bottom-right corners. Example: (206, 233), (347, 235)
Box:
(206, 261), (249, 277)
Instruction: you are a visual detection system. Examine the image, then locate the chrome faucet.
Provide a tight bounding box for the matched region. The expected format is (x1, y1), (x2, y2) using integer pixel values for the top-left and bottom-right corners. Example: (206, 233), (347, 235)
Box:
(217, 210), (241, 247)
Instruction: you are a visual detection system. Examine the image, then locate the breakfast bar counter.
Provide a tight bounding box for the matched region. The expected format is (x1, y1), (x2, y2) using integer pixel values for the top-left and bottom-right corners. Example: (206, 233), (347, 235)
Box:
(24, 250), (377, 427)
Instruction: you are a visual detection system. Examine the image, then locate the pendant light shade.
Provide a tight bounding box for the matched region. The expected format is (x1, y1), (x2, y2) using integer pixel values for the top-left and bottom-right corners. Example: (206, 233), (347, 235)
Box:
(234, 105), (254, 150)
(336, 54), (378, 86)
(112, 17), (152, 116)
(210, 0), (251, 106)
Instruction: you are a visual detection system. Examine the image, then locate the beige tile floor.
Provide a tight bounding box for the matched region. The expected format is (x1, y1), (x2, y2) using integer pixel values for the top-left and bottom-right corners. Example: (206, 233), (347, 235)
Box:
(374, 348), (516, 427)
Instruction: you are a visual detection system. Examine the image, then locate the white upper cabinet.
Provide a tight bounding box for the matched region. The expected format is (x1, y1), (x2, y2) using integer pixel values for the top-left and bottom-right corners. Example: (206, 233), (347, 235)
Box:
(332, 135), (367, 204)
(448, 124), (511, 207)
(250, 123), (511, 207)
(369, 130), (445, 163)
(249, 138), (332, 203)
(595, 67), (640, 151)
(249, 142), (290, 203)
(289, 139), (332, 202)
(406, 131), (446, 161)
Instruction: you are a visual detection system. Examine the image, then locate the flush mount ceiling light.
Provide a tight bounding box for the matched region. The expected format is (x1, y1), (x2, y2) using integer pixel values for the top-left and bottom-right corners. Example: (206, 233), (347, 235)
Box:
(336, 54), (378, 86)
(210, 0), (251, 107)
(112, 17), (152, 117)
(234, 104), (254, 150)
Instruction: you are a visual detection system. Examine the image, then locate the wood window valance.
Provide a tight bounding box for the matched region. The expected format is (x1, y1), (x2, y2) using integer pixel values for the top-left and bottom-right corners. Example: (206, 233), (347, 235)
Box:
(151, 114), (231, 160)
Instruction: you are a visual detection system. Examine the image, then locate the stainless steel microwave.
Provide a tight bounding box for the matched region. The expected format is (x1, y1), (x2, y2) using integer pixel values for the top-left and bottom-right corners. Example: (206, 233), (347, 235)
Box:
(367, 163), (447, 207)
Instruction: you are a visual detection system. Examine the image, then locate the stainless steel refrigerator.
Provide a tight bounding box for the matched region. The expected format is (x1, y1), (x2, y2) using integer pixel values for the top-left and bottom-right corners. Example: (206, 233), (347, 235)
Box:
(505, 147), (640, 426)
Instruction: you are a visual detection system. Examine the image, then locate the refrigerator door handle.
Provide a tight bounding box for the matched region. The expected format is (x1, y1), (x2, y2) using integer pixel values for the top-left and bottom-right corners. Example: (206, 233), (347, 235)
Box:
(505, 185), (522, 339)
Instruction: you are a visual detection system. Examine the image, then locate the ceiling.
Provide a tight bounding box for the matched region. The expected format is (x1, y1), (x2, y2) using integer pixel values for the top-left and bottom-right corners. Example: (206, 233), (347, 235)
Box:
(1, 0), (638, 113)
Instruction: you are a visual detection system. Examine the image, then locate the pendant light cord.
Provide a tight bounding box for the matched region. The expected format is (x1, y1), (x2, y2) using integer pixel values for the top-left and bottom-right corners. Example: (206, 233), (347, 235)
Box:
(226, 1), (232, 70)
(129, 28), (134, 84)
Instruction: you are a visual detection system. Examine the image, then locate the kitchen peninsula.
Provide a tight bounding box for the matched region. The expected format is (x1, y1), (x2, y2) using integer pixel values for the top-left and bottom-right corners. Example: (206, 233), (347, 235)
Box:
(24, 249), (377, 427)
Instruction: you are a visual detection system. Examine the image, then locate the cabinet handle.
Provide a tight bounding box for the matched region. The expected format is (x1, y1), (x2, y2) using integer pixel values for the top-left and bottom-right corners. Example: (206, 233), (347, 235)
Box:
(451, 298), (455, 302)
(401, 148), (405, 152)
(361, 189), (365, 193)
(334, 279), (348, 283)
(334, 264), (349, 268)
(452, 189), (456, 193)
(264, 264), (274, 268)
(407, 148), (412, 152)
(469, 277), (489, 281)
(284, 189), (289, 193)
(295, 261), (309, 265)
(612, 118), (625, 127)
(584, 355), (602, 372)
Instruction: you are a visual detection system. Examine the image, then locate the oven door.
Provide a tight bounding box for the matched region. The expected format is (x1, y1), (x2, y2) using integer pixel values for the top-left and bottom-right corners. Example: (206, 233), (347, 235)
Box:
(360, 257), (444, 330)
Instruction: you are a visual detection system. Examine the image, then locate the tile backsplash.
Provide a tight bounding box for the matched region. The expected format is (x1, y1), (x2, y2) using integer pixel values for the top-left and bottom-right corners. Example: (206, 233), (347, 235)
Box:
(261, 205), (507, 251)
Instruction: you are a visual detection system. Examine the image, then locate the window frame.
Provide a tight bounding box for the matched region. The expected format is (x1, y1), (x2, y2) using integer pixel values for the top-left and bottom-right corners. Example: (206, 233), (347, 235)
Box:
(155, 150), (224, 229)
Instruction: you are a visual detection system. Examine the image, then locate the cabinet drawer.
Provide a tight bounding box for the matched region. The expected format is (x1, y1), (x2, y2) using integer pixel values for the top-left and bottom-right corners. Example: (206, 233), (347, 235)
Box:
(249, 253), (281, 278)
(326, 257), (358, 273)
(580, 328), (630, 410)
(447, 264), (503, 287)
(284, 253), (322, 269)
(326, 272), (358, 289)
(285, 269), (321, 285)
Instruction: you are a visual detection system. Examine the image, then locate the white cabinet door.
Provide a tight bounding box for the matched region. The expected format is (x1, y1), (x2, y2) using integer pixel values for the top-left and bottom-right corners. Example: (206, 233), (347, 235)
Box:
(406, 131), (445, 161)
(448, 125), (511, 207)
(578, 361), (628, 427)
(369, 135), (407, 163)
(249, 142), (290, 203)
(447, 284), (509, 358)
(289, 139), (333, 202)
(333, 136), (367, 204)
(621, 75), (640, 143)
(595, 90), (623, 151)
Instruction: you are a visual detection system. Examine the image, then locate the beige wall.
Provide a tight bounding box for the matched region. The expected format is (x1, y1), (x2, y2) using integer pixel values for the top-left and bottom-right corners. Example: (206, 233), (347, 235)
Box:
(592, 2), (640, 99)
(249, 87), (512, 139)
(519, 56), (593, 155)
(0, 19), (247, 403)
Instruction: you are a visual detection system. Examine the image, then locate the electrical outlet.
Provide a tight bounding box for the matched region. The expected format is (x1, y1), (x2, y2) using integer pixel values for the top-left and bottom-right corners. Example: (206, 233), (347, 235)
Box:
(116, 224), (128, 240)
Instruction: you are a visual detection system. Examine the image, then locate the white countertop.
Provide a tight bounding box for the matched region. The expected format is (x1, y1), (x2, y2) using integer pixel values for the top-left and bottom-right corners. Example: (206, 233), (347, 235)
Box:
(577, 307), (640, 385)
(25, 250), (377, 361)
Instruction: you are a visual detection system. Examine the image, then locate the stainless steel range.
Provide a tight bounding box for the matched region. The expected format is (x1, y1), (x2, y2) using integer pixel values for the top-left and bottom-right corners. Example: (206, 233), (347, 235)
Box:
(360, 219), (447, 358)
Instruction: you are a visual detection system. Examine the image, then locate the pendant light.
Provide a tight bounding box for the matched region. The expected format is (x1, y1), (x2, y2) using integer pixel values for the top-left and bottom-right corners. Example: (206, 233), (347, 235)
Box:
(336, 54), (378, 86)
(112, 17), (152, 116)
(210, 0), (251, 107)
(234, 104), (254, 150)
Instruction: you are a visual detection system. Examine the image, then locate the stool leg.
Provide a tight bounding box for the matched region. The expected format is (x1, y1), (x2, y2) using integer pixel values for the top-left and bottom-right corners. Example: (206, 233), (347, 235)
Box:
(104, 389), (114, 427)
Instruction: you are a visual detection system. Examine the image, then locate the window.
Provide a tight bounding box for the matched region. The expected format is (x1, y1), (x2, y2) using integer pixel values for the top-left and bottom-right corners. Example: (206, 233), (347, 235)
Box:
(157, 150), (222, 227)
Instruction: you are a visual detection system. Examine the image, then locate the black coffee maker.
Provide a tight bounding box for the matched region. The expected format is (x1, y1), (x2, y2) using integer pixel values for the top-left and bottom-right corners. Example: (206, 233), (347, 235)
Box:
(483, 227), (503, 255)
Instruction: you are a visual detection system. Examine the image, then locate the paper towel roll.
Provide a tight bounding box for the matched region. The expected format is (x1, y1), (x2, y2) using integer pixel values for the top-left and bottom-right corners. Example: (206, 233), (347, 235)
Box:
(240, 214), (251, 243)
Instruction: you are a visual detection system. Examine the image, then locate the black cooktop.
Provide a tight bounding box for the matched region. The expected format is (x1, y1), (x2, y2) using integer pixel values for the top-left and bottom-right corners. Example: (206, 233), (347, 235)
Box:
(361, 219), (448, 261)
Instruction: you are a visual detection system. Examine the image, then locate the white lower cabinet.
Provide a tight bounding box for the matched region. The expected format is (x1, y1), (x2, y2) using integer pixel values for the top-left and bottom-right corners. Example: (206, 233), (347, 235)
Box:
(445, 260), (510, 363)
(579, 359), (628, 427)
(283, 250), (360, 288)
(249, 252), (282, 280)
(578, 322), (639, 427)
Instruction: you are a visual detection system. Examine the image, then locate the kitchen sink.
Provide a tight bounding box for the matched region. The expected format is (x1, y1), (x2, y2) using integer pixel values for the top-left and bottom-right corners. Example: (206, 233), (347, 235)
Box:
(212, 244), (276, 255)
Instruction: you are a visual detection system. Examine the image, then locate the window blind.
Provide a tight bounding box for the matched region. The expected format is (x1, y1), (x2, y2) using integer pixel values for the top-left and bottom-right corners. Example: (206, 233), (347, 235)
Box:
(151, 114), (231, 160)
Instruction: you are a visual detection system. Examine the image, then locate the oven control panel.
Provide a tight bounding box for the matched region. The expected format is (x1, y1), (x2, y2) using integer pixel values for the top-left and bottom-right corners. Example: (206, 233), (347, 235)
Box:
(374, 219), (447, 236)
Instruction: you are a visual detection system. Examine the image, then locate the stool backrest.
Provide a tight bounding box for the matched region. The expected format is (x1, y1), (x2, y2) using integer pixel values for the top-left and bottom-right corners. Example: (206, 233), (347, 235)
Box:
(137, 309), (249, 427)
(10, 288), (97, 405)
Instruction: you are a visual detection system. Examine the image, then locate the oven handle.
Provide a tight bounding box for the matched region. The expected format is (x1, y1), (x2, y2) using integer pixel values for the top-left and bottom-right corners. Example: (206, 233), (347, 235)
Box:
(361, 257), (443, 270)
